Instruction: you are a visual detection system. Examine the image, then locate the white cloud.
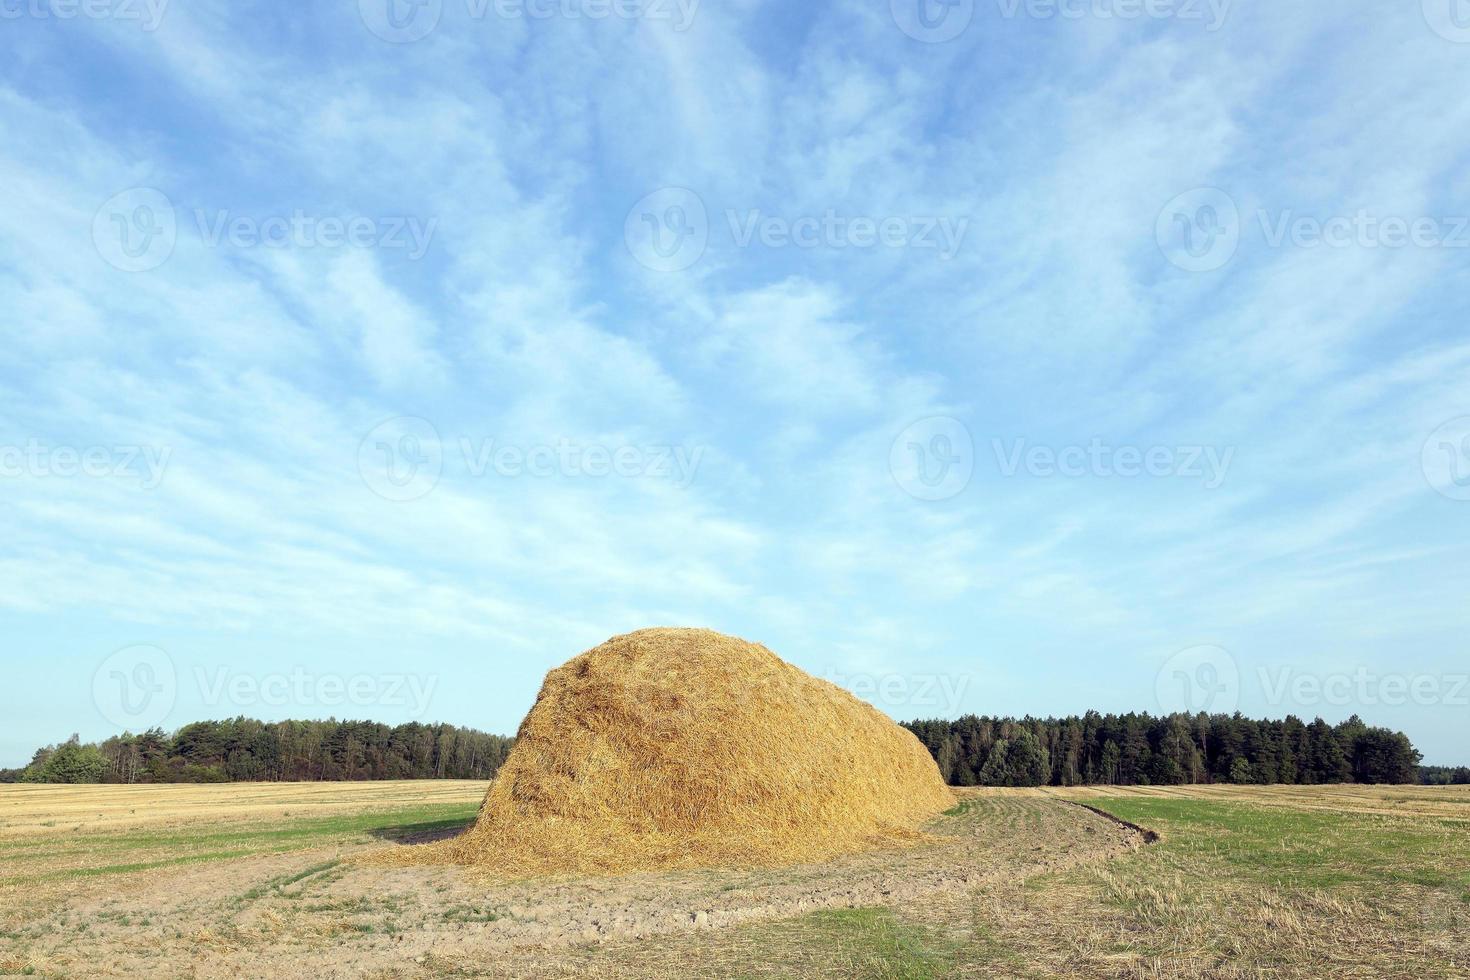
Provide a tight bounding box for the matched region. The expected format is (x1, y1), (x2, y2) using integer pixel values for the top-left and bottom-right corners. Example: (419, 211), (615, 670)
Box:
(2, 0), (1469, 764)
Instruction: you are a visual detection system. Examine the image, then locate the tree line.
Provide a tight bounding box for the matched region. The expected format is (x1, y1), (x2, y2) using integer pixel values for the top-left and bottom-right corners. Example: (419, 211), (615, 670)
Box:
(1420, 765), (1470, 785)
(3, 718), (514, 784)
(2, 711), (1443, 786)
(902, 712), (1425, 787)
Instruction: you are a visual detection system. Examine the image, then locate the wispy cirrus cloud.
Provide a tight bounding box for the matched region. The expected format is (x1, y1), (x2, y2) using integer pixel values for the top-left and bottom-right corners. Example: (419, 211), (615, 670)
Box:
(1, 0), (1468, 764)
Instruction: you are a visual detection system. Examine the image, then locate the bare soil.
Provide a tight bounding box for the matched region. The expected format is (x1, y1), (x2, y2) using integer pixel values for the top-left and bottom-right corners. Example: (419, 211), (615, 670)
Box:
(3, 791), (1145, 978)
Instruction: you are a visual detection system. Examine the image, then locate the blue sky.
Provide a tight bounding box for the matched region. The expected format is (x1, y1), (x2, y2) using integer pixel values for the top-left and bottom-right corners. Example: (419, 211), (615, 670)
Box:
(2, 0), (1469, 768)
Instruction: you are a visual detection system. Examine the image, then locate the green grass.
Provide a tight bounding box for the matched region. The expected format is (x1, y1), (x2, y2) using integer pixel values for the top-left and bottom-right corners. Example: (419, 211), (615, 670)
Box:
(749, 907), (958, 980)
(945, 793), (1470, 978)
(730, 793), (1470, 980)
(239, 859), (342, 902)
(1086, 796), (1470, 893)
(8, 789), (1464, 979)
(0, 806), (474, 857)
(441, 904), (502, 924)
(18, 850), (264, 884)
(0, 804), (476, 887)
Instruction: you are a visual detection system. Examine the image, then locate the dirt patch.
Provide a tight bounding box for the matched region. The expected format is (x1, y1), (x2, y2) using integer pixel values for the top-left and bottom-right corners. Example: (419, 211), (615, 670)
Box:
(1062, 799), (1162, 843)
(5, 795), (1146, 978)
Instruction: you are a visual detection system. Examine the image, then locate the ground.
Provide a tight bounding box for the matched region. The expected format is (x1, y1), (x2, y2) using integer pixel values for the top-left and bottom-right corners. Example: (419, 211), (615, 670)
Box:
(0, 781), (1465, 978)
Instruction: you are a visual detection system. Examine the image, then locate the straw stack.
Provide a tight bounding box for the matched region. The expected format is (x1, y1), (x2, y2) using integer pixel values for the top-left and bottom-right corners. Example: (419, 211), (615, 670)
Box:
(438, 627), (953, 876)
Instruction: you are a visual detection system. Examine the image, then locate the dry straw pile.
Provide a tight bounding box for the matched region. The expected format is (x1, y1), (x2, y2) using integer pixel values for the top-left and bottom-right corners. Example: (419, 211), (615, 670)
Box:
(438, 627), (953, 876)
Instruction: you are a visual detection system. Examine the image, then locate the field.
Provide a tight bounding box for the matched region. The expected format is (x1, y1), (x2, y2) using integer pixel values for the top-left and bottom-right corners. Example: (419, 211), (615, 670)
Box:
(0, 782), (1466, 978)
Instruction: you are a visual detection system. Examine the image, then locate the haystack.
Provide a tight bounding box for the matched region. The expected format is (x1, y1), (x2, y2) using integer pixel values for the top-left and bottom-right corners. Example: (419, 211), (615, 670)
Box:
(443, 627), (953, 876)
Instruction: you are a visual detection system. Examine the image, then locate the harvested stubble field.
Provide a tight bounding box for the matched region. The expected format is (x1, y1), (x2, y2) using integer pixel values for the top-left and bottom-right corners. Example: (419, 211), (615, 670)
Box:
(0, 781), (1465, 979)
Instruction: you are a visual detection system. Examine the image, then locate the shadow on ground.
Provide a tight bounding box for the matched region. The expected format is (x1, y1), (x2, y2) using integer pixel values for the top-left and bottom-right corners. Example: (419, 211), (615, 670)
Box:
(367, 817), (474, 845)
